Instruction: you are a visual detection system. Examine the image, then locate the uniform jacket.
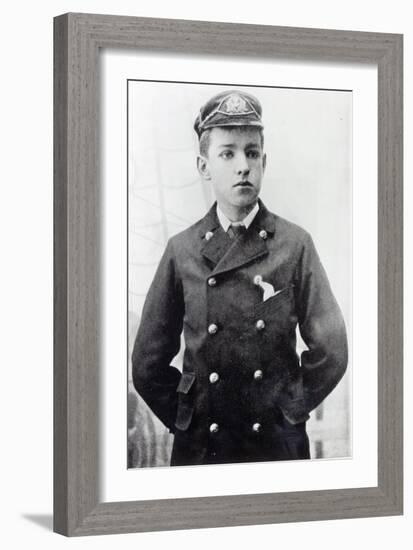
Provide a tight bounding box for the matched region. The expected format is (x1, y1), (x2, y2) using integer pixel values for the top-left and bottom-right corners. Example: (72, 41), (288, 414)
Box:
(132, 200), (348, 466)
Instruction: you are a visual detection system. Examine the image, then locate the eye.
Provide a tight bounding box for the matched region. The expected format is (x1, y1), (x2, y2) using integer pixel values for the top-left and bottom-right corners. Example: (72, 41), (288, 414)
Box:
(246, 150), (260, 159)
(220, 150), (234, 159)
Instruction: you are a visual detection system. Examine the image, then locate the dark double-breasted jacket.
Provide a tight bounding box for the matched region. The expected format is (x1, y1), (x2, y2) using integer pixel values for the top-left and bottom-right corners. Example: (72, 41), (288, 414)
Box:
(132, 200), (348, 466)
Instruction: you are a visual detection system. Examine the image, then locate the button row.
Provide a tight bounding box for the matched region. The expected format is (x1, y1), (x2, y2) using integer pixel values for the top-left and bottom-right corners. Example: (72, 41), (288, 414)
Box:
(209, 422), (262, 433)
(208, 271), (271, 288)
(208, 320), (265, 335)
(205, 229), (268, 241)
(209, 370), (264, 383)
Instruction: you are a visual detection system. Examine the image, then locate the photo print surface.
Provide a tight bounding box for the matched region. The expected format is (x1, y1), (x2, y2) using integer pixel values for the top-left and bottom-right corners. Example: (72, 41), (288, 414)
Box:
(127, 81), (352, 469)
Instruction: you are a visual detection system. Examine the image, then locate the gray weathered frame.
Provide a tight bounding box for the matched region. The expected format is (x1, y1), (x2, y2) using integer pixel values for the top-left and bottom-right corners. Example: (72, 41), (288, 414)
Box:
(53, 13), (403, 536)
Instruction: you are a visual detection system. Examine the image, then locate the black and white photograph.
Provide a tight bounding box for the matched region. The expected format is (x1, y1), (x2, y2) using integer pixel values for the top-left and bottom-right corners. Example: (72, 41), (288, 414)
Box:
(127, 81), (352, 469)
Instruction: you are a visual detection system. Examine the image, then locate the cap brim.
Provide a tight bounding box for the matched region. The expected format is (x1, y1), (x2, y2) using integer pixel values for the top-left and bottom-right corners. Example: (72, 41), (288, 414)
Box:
(202, 118), (263, 131)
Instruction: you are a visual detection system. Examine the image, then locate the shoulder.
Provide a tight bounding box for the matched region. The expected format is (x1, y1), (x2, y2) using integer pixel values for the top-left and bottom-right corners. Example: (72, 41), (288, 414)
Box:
(167, 212), (211, 251)
(172, 217), (207, 241)
(262, 206), (312, 248)
(260, 207), (317, 265)
(274, 214), (310, 242)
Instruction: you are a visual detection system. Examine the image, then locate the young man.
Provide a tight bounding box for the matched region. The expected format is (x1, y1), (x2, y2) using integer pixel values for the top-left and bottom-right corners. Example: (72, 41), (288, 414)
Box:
(132, 90), (348, 466)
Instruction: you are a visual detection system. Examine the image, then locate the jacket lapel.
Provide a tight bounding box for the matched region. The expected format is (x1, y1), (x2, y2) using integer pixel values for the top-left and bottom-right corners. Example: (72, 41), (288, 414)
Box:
(210, 228), (267, 276)
(200, 203), (232, 266)
(200, 200), (276, 275)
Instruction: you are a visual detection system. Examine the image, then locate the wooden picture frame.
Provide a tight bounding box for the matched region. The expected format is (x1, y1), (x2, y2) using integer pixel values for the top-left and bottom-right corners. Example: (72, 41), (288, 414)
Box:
(53, 13), (403, 536)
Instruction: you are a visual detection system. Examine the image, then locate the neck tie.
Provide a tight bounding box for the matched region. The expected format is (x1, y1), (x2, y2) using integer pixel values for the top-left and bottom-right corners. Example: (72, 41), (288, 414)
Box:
(228, 223), (246, 239)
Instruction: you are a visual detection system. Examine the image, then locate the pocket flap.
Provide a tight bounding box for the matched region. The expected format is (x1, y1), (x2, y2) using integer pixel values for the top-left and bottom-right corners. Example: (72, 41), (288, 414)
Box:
(176, 372), (195, 394)
(175, 404), (194, 431)
(278, 374), (309, 424)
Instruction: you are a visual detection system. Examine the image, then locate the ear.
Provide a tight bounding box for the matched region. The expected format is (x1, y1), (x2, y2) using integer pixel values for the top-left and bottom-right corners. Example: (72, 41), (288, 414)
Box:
(262, 152), (267, 173)
(197, 155), (211, 180)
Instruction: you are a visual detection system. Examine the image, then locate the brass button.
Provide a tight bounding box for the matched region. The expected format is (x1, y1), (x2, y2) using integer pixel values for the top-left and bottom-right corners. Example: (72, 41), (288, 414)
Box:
(256, 319), (265, 331)
(252, 422), (262, 432)
(208, 277), (217, 287)
(209, 423), (219, 433)
(253, 369), (263, 380)
(209, 372), (219, 384)
(205, 231), (214, 241)
(254, 275), (262, 286)
(259, 230), (267, 240)
(208, 323), (218, 335)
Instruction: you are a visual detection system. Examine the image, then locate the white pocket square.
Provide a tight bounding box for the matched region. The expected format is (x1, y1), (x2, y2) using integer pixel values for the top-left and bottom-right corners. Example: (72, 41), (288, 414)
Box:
(254, 275), (282, 302)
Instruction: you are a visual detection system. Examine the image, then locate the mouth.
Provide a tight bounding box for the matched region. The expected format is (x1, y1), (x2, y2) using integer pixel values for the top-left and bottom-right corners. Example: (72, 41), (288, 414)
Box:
(234, 181), (253, 188)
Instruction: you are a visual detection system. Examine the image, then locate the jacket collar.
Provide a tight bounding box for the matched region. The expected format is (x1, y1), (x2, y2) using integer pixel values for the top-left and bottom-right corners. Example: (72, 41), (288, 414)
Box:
(198, 199), (276, 236)
(200, 199), (276, 275)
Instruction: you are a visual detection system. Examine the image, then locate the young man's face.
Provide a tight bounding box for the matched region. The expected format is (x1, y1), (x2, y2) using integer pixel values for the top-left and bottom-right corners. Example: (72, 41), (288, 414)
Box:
(197, 127), (266, 220)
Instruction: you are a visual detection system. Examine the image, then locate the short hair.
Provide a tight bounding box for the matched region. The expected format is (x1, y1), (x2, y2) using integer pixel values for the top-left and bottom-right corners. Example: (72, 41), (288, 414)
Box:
(199, 126), (264, 158)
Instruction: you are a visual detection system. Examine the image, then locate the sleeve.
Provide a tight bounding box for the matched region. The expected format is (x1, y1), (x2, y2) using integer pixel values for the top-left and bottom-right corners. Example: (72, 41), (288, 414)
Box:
(131, 238), (184, 433)
(278, 232), (348, 424)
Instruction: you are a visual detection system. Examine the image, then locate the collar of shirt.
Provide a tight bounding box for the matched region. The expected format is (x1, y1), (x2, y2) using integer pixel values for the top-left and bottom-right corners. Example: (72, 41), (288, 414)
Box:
(216, 202), (259, 232)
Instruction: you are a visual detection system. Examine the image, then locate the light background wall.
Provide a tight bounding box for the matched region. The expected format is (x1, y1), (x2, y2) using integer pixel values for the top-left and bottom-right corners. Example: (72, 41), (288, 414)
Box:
(0, 0), (409, 548)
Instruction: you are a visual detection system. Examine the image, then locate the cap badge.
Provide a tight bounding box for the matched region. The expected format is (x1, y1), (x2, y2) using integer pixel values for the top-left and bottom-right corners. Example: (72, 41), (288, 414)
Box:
(222, 93), (250, 115)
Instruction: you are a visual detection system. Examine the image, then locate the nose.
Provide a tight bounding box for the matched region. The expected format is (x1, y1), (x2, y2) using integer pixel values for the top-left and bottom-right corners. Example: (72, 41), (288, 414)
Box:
(235, 152), (250, 176)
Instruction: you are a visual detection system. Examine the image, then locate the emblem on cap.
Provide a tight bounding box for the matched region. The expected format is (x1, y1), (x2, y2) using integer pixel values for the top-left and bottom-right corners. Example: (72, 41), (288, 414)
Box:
(194, 90), (263, 137)
(222, 93), (250, 115)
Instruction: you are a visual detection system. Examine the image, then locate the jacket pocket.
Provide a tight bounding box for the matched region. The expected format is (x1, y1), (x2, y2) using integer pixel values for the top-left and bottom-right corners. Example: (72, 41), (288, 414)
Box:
(278, 374), (310, 424)
(175, 372), (196, 431)
(253, 284), (294, 316)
